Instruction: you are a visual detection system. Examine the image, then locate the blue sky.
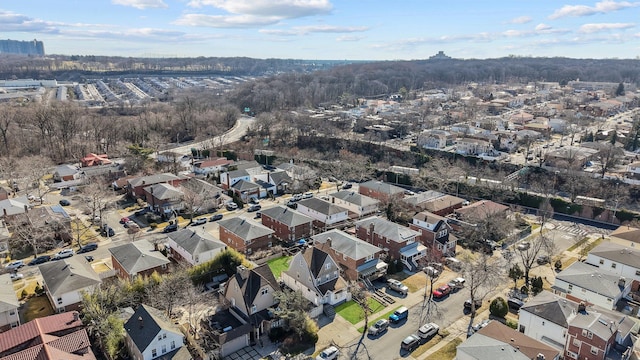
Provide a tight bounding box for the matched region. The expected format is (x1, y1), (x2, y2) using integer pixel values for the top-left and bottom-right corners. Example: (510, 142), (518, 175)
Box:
(1, 0), (639, 59)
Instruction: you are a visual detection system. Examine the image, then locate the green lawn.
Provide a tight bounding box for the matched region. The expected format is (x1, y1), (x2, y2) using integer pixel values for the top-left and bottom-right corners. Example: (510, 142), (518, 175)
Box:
(357, 305), (403, 333)
(336, 298), (385, 325)
(267, 256), (292, 279)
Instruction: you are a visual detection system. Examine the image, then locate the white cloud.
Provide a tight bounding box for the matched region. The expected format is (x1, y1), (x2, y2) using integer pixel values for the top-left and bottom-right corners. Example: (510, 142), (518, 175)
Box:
(336, 35), (363, 42)
(0, 11), (61, 33)
(259, 24), (368, 36)
(509, 16), (532, 24)
(173, 13), (281, 28)
(579, 22), (635, 33)
(186, 0), (332, 18)
(549, 0), (639, 19)
(111, 0), (168, 10)
(535, 23), (552, 31)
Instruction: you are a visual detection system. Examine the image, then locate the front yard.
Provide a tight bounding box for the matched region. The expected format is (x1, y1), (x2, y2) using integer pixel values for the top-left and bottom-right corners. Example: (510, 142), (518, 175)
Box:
(335, 298), (385, 325)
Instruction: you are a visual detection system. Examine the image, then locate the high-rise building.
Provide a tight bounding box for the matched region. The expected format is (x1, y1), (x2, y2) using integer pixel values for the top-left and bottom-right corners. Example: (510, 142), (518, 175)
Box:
(0, 39), (45, 56)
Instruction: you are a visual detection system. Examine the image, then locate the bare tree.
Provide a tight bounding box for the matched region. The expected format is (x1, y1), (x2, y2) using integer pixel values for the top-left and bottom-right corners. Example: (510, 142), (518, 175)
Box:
(81, 179), (113, 223)
(595, 143), (624, 178)
(7, 212), (60, 257)
(516, 234), (555, 285)
(347, 282), (373, 360)
(147, 270), (191, 318)
(460, 251), (504, 333)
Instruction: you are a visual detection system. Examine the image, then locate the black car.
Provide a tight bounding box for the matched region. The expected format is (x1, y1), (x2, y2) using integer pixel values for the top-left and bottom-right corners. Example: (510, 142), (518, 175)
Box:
(101, 225), (115, 237)
(163, 223), (178, 233)
(209, 214), (223, 222)
(28, 255), (51, 265)
(342, 183), (353, 189)
(78, 243), (98, 253)
(286, 200), (297, 209)
(507, 298), (525, 311)
(59, 199), (71, 206)
(134, 208), (149, 216)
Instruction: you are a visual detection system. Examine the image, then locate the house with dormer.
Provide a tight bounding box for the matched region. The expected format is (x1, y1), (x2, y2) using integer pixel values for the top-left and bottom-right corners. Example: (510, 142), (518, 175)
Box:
(127, 173), (185, 199)
(312, 229), (387, 282)
(281, 247), (350, 317)
(144, 183), (184, 214)
(410, 211), (457, 259)
(354, 216), (425, 272)
(218, 217), (275, 254)
(124, 304), (189, 360)
(39, 256), (101, 313)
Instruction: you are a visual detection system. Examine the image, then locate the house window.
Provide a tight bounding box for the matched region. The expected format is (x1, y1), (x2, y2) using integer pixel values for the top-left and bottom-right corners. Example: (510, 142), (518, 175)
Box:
(162, 345), (167, 354)
(162, 333), (166, 339)
(152, 349), (157, 358)
(9, 310), (15, 316)
(611, 263), (617, 269)
(599, 259), (604, 265)
(171, 341), (176, 350)
(573, 339), (580, 347)
(636, 270), (640, 276)
(268, 242), (272, 248)
(251, 305), (257, 314)
(519, 325), (525, 333)
(437, 244), (442, 251)
(568, 285), (573, 291)
(591, 346), (598, 355)
(566, 351), (577, 359)
(326, 263), (331, 270)
(158, 335), (162, 341)
(262, 288), (268, 296)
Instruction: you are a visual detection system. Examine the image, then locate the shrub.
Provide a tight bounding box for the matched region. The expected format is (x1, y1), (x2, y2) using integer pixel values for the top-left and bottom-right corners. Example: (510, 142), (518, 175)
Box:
(520, 286), (529, 295)
(303, 316), (319, 344)
(554, 260), (562, 271)
(506, 319), (518, 329)
(489, 297), (508, 318)
(531, 276), (544, 295)
(20, 289), (28, 300)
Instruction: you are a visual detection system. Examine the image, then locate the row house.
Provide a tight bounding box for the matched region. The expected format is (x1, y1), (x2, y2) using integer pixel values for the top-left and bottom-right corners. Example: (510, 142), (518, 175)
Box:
(454, 138), (492, 155)
(354, 216), (424, 272)
(585, 242), (640, 292)
(218, 217), (275, 254)
(416, 130), (455, 149)
(358, 180), (405, 203)
(165, 228), (227, 266)
(127, 173), (185, 198)
(260, 205), (314, 245)
(328, 190), (379, 218)
(282, 246), (350, 317)
(144, 183), (184, 215)
(296, 198), (349, 231)
(109, 240), (171, 281)
(410, 211), (457, 259)
(312, 229), (387, 282)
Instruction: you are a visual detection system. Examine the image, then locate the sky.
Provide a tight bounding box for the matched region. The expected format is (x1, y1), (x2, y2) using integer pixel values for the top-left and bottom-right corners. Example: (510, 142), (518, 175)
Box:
(1, 0), (640, 60)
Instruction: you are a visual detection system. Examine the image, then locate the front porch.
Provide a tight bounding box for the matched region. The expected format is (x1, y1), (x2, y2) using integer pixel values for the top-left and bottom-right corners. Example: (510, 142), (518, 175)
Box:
(400, 242), (427, 272)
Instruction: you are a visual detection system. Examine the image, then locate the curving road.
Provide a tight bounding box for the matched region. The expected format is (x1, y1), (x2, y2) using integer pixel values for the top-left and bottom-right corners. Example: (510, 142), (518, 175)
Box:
(154, 115), (255, 157)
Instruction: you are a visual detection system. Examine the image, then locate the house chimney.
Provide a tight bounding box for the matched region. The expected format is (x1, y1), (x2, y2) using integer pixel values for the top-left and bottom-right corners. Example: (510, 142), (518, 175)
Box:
(73, 312), (79, 321)
(150, 186), (154, 194)
(578, 302), (586, 313)
(618, 277), (626, 288)
(237, 265), (249, 280)
(24, 204), (28, 213)
(536, 353), (545, 360)
(369, 222), (375, 242)
(138, 316), (144, 328)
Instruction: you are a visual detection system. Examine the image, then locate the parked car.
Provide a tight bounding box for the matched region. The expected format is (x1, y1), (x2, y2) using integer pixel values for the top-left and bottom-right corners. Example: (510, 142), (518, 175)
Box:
(247, 204), (262, 212)
(291, 194), (303, 202)
(387, 279), (409, 296)
(423, 266), (440, 277)
(119, 217), (130, 224)
(134, 208), (149, 216)
(225, 202), (238, 211)
(418, 322), (440, 341)
(517, 241), (531, 251)
(10, 273), (24, 281)
(472, 319), (491, 332)
(28, 255), (51, 266)
(209, 214), (223, 222)
(507, 298), (525, 311)
(101, 225), (115, 237)
(537, 255), (550, 265)
(432, 284), (451, 299)
(464, 299), (483, 310)
(191, 218), (207, 226)
(249, 197), (260, 205)
(59, 199), (71, 206)
(5, 260), (25, 271)
(445, 257), (462, 270)
(368, 319), (389, 336)
(315, 345), (338, 360)
(124, 220), (137, 228)
(389, 306), (409, 323)
(286, 200), (298, 209)
(303, 192), (313, 199)
(342, 183), (353, 189)
(77, 243), (98, 253)
(53, 249), (75, 260)
(163, 223), (178, 233)
(447, 277), (466, 291)
(400, 334), (421, 352)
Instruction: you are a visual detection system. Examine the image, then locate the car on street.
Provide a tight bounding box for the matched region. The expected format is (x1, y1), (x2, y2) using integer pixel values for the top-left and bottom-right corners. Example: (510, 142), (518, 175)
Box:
(423, 266), (440, 277)
(59, 199), (71, 206)
(5, 260), (25, 271)
(433, 284), (451, 299)
(368, 319), (389, 336)
(400, 334), (421, 352)
(418, 322), (439, 341)
(447, 277), (466, 291)
(464, 299), (483, 310)
(537, 255), (550, 265)
(163, 223), (178, 233)
(119, 217), (130, 224)
(53, 249), (75, 260)
(101, 225), (115, 237)
(286, 200), (297, 209)
(389, 306), (408, 323)
(342, 183), (353, 189)
(28, 255), (51, 266)
(303, 192), (313, 199)
(134, 208), (149, 216)
(517, 241), (531, 251)
(225, 202), (238, 211)
(77, 243), (98, 253)
(247, 204), (261, 212)
(387, 279), (409, 295)
(191, 218), (207, 226)
(209, 214), (223, 222)
(315, 345), (339, 360)
(291, 194), (303, 202)
(10, 273), (24, 281)
(472, 319), (491, 332)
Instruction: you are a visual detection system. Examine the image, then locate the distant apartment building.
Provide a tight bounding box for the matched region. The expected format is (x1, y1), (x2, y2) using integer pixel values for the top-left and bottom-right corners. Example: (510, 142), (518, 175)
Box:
(0, 39), (45, 56)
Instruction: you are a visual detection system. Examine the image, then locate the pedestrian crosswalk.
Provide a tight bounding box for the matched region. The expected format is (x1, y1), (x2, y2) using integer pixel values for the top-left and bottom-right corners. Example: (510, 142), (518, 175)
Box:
(553, 223), (609, 238)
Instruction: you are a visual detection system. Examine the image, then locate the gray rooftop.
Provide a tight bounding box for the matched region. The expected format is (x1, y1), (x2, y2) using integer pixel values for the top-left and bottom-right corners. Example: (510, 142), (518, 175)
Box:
(555, 261), (626, 298)
(359, 180), (405, 195)
(0, 274), (19, 313)
(260, 205), (313, 227)
(144, 183), (184, 200)
(297, 198), (349, 216)
(402, 190), (444, 206)
(313, 229), (382, 261)
(166, 229), (226, 257)
(520, 290), (578, 327)
(218, 217), (274, 241)
(354, 216), (419, 243)
(588, 242), (640, 269)
(109, 240), (170, 275)
(39, 256), (101, 297)
(456, 333), (531, 360)
(124, 304), (181, 354)
(128, 173), (181, 188)
(329, 191), (379, 207)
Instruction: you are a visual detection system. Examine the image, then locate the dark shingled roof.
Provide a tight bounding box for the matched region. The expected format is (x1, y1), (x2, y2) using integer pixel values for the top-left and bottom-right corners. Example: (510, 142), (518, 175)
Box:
(233, 264), (280, 309)
(218, 217), (274, 241)
(297, 198), (349, 216)
(359, 180), (405, 196)
(39, 256), (101, 297)
(124, 304), (182, 354)
(260, 205), (313, 227)
(166, 229), (226, 257)
(303, 247), (328, 278)
(109, 241), (170, 275)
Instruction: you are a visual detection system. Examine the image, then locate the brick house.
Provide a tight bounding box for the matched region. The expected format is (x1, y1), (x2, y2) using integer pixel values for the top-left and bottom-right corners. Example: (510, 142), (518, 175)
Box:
(127, 173), (185, 198)
(109, 240), (170, 280)
(143, 183), (184, 214)
(312, 229), (387, 282)
(410, 211), (457, 259)
(260, 205), (314, 245)
(354, 216), (424, 271)
(421, 194), (466, 216)
(358, 180), (405, 202)
(218, 217), (275, 254)
(565, 304), (617, 360)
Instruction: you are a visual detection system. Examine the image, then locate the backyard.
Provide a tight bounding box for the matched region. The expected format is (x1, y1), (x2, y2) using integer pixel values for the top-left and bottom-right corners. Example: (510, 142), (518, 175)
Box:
(267, 256), (292, 280)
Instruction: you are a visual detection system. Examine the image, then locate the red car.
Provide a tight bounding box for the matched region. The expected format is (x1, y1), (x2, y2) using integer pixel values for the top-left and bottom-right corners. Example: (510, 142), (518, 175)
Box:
(119, 217), (130, 224)
(432, 284), (451, 299)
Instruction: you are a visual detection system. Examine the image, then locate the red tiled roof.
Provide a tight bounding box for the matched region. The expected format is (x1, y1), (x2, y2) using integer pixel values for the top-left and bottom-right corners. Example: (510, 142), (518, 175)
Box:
(81, 153), (111, 167)
(0, 312), (95, 360)
(195, 158), (233, 168)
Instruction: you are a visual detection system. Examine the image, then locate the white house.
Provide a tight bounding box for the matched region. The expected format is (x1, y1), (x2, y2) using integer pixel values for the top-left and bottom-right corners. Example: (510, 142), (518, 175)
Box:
(192, 158), (233, 175)
(329, 190), (379, 218)
(552, 261), (631, 310)
(166, 228), (227, 266)
(518, 291), (575, 350)
(39, 256), (101, 313)
(585, 242), (640, 289)
(296, 198), (349, 228)
(281, 246), (350, 317)
(124, 304), (188, 360)
(0, 274), (20, 331)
